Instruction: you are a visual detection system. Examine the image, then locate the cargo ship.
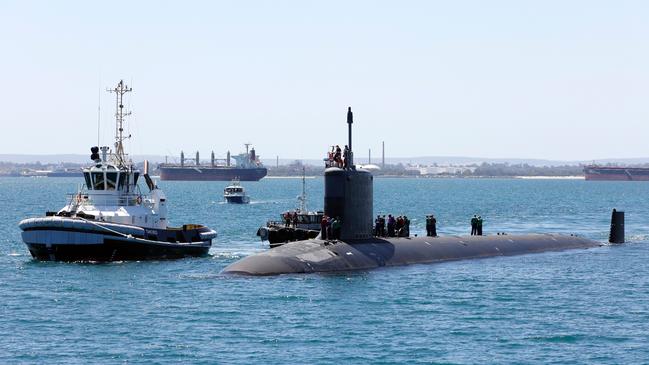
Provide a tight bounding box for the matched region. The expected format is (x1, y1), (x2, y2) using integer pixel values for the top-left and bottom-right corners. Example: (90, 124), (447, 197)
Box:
(46, 168), (82, 177)
(158, 144), (267, 181)
(584, 165), (649, 181)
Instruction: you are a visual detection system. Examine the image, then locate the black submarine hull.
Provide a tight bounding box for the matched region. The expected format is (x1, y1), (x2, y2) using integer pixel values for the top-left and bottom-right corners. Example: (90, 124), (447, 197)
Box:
(222, 234), (601, 276)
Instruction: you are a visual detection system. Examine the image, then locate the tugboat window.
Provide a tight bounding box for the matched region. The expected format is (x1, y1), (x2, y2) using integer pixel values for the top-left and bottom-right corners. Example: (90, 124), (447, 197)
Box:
(83, 172), (92, 190)
(92, 172), (105, 190)
(106, 172), (118, 190)
(117, 173), (126, 190)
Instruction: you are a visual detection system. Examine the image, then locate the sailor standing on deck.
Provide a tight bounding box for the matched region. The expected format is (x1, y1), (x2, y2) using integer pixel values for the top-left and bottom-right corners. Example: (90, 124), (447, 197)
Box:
(387, 215), (396, 237)
(403, 216), (410, 237)
(375, 215), (381, 236)
(326, 216), (333, 239)
(430, 215), (437, 237)
(471, 215), (478, 235)
(334, 145), (342, 168)
(332, 217), (342, 239)
(320, 215), (328, 240)
(426, 215), (437, 237)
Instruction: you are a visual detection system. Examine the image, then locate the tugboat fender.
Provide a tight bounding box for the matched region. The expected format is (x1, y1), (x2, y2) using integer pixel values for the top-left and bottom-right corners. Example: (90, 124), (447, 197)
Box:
(199, 230), (218, 240)
(19, 217), (145, 237)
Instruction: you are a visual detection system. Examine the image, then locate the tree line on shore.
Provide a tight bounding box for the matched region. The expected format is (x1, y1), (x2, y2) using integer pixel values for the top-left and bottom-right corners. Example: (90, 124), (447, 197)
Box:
(2, 160), (647, 178)
(267, 161), (635, 177)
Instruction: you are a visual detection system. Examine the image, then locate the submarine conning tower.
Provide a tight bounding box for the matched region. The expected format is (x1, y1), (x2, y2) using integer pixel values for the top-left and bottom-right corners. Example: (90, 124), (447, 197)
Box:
(324, 107), (374, 240)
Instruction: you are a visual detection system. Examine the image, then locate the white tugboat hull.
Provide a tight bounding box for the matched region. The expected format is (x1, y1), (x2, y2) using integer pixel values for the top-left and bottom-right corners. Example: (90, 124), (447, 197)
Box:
(19, 217), (216, 262)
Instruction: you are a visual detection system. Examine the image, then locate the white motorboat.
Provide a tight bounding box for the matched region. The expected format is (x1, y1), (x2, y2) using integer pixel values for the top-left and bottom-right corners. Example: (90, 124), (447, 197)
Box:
(223, 179), (250, 204)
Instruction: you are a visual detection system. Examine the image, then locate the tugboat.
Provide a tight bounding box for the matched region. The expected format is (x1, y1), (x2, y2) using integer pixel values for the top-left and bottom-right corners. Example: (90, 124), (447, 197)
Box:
(18, 80), (217, 261)
(257, 168), (323, 247)
(223, 178), (250, 204)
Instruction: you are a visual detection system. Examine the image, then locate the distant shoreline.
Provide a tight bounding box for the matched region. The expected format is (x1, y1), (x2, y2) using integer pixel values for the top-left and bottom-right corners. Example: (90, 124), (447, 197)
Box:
(514, 175), (584, 180)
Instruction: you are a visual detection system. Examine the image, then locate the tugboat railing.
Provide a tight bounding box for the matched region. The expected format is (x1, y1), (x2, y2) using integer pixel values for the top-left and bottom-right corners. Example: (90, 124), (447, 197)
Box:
(66, 193), (153, 207)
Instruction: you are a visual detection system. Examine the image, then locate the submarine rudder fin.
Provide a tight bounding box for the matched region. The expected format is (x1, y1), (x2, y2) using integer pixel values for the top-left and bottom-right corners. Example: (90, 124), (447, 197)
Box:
(609, 209), (624, 244)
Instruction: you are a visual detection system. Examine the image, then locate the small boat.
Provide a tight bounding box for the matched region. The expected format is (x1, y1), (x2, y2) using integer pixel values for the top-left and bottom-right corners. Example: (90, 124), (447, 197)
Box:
(18, 80), (217, 262)
(223, 178), (250, 204)
(257, 168), (322, 247)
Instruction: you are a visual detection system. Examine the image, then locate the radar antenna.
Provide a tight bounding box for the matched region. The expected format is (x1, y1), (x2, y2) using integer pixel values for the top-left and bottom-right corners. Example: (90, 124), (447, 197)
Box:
(108, 80), (132, 167)
(298, 166), (307, 213)
(346, 107), (354, 168)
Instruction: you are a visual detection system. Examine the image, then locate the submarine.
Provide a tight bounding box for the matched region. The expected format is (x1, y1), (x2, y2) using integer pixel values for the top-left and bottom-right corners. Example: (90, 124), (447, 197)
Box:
(223, 108), (623, 276)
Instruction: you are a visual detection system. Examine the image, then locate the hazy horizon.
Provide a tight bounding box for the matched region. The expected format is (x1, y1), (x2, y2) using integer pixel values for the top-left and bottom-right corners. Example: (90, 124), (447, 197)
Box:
(1, 1), (647, 160)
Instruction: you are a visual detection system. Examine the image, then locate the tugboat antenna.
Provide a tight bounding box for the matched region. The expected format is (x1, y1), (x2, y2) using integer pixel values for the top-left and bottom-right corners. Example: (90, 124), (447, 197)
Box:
(97, 85), (101, 147)
(108, 80), (132, 167)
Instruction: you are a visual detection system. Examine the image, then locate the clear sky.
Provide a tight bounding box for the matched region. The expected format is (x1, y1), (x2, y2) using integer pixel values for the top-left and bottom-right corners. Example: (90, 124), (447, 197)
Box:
(1, 0), (647, 161)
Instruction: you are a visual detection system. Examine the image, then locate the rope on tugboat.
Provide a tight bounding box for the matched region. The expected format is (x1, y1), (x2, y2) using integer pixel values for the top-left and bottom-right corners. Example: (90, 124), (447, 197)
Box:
(75, 216), (135, 240)
(74, 216), (216, 245)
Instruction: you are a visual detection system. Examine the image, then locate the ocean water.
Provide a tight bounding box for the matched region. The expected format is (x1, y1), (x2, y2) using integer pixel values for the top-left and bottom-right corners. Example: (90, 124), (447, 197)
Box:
(2, 176), (649, 364)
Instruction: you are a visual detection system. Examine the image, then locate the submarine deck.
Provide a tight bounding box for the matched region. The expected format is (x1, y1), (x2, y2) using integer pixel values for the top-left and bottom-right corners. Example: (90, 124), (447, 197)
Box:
(222, 233), (601, 276)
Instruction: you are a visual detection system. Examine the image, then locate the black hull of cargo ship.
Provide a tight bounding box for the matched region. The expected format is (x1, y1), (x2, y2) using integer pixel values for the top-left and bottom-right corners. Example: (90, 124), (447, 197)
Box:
(47, 172), (82, 177)
(158, 166), (267, 181)
(584, 166), (649, 181)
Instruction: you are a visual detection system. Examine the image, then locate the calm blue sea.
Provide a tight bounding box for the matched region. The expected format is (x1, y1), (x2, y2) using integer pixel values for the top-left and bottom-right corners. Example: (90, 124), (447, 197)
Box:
(2, 176), (649, 364)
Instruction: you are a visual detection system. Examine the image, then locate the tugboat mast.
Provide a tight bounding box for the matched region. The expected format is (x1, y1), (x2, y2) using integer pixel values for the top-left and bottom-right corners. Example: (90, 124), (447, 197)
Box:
(298, 166), (307, 213)
(108, 80), (132, 167)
